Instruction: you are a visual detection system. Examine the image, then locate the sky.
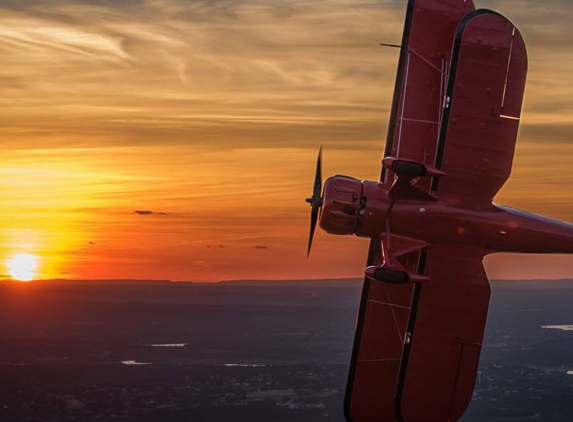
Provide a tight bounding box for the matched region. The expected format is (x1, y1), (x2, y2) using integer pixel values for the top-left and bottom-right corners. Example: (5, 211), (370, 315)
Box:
(0, 0), (572, 282)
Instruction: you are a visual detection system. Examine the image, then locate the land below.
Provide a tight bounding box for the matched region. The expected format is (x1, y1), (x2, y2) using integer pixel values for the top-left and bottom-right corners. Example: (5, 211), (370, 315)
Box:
(1, 278), (573, 421)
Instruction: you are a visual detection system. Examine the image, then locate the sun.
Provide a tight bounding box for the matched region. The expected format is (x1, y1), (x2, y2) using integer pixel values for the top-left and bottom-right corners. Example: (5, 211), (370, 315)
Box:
(7, 253), (39, 282)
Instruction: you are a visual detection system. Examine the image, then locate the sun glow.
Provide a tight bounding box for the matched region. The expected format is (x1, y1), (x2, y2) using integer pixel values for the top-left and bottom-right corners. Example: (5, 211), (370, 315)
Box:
(7, 253), (39, 282)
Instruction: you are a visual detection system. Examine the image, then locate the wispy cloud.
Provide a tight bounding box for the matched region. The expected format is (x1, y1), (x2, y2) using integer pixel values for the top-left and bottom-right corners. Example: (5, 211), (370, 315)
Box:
(0, 0), (404, 152)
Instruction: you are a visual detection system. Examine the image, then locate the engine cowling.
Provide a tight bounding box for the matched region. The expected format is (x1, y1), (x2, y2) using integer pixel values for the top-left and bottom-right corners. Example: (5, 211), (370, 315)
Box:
(319, 176), (391, 238)
(319, 176), (362, 235)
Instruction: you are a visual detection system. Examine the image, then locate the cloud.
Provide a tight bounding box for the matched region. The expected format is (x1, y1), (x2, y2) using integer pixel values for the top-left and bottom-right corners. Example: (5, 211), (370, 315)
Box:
(1, 0), (570, 154)
(0, 0), (405, 152)
(134, 210), (166, 215)
(254, 245), (269, 250)
(0, 0), (570, 150)
(192, 260), (212, 268)
(207, 244), (225, 248)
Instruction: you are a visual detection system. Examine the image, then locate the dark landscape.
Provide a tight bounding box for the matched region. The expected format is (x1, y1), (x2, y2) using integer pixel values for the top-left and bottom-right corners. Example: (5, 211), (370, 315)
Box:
(1, 278), (573, 421)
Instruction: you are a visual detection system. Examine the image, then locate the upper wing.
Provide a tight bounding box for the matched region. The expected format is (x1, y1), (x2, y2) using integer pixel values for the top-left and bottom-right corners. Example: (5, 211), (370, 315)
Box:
(432, 11), (528, 206)
(382, 0), (476, 191)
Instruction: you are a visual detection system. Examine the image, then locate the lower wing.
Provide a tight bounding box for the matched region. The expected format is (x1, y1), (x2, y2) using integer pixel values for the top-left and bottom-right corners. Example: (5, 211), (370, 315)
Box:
(345, 244), (490, 422)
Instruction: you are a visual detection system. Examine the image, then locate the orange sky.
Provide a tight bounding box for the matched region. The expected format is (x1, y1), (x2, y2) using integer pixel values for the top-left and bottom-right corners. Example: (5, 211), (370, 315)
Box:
(0, 0), (572, 282)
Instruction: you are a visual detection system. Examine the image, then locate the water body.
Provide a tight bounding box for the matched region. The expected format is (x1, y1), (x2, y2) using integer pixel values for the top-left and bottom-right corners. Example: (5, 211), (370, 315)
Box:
(541, 325), (573, 331)
(121, 360), (152, 365)
(225, 364), (269, 367)
(146, 343), (187, 347)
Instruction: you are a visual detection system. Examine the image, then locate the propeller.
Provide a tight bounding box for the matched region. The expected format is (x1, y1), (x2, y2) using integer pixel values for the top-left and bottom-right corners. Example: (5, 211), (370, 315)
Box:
(305, 147), (323, 258)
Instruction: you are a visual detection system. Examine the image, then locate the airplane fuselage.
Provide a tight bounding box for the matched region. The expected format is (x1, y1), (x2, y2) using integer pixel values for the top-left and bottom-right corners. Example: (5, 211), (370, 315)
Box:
(320, 175), (573, 257)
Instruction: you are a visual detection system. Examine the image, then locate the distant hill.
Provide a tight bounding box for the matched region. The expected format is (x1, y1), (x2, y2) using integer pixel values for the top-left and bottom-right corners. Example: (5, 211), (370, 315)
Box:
(490, 278), (573, 289)
(0, 278), (363, 287)
(217, 278), (363, 287)
(2, 277), (572, 289)
(0, 278), (178, 286)
(220, 278), (573, 288)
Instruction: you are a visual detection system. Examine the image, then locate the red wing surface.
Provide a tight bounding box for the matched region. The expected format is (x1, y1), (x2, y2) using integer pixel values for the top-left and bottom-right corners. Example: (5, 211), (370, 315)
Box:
(433, 11), (528, 206)
(399, 245), (490, 422)
(345, 245), (417, 422)
(346, 2), (475, 421)
(382, 0), (476, 190)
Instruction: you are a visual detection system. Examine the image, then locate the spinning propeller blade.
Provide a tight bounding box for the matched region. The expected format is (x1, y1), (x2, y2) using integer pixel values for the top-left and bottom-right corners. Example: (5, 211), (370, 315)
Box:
(305, 147), (323, 258)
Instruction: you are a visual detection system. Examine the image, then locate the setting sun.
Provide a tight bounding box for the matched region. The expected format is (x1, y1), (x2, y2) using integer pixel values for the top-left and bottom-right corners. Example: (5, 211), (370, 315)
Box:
(7, 253), (39, 282)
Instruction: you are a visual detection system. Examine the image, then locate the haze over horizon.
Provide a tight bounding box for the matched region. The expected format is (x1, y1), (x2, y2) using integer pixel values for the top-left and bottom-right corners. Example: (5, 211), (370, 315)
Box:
(1, 0), (573, 282)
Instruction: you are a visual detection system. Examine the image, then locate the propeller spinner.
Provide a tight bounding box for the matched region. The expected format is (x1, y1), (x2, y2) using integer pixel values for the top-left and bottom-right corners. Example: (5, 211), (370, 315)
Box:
(305, 147), (323, 257)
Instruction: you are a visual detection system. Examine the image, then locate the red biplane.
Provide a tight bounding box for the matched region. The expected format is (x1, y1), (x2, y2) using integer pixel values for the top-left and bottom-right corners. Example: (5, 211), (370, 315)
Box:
(306, 0), (573, 421)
